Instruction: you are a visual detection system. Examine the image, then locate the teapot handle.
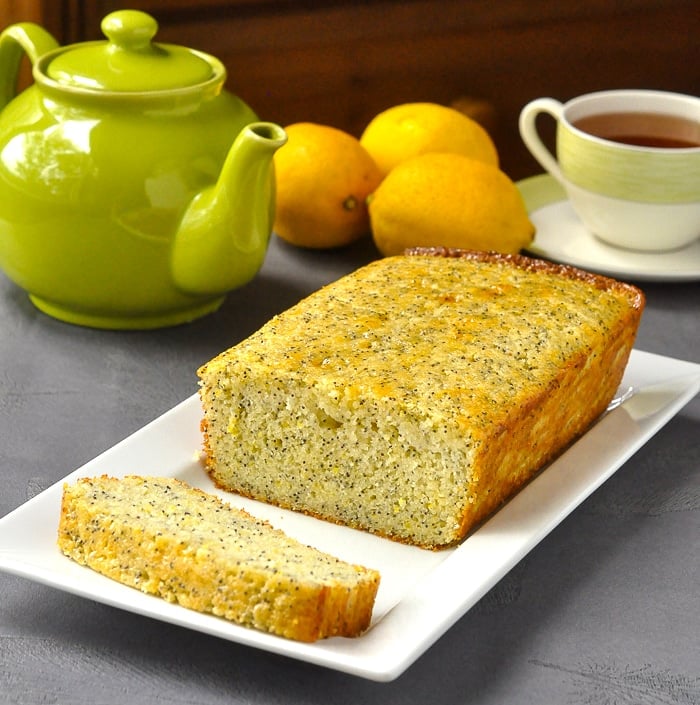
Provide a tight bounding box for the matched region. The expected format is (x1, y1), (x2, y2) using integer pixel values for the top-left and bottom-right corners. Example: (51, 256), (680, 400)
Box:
(0, 22), (59, 110)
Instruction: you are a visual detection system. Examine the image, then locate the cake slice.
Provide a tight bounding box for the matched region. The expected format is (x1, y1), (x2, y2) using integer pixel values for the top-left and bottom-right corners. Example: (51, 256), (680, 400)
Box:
(198, 249), (645, 549)
(58, 475), (380, 641)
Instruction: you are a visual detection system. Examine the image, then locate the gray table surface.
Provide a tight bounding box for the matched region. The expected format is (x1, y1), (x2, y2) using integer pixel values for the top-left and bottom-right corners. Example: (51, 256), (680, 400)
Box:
(1, 235), (699, 705)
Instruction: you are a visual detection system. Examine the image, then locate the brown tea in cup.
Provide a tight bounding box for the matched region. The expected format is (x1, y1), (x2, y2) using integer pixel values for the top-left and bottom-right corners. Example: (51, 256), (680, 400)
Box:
(519, 89), (700, 251)
(573, 112), (700, 149)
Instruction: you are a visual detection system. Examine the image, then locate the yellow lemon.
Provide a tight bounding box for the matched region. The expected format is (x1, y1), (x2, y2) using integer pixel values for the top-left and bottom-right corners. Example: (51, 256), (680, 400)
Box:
(359, 102), (499, 178)
(273, 122), (383, 249)
(368, 152), (535, 257)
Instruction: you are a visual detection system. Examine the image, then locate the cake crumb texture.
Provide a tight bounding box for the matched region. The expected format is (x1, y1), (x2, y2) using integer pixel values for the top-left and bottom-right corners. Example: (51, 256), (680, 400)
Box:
(57, 475), (380, 642)
(198, 249), (645, 548)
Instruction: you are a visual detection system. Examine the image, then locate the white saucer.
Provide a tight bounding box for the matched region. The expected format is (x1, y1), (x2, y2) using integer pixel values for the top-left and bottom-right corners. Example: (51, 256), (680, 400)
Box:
(517, 174), (700, 282)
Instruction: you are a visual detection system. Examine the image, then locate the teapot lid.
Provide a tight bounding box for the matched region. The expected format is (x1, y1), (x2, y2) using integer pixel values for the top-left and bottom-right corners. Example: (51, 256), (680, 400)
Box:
(44, 10), (216, 92)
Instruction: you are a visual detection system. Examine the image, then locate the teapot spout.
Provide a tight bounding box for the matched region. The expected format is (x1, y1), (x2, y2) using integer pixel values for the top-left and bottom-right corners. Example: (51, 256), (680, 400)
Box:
(171, 121), (287, 296)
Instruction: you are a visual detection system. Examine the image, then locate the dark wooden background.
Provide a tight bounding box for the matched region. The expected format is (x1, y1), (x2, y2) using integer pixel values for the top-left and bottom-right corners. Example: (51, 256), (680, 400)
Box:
(2, 0), (699, 179)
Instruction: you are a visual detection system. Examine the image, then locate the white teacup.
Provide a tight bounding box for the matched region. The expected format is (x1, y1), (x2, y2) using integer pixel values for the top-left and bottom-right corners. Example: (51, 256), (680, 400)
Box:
(519, 89), (700, 251)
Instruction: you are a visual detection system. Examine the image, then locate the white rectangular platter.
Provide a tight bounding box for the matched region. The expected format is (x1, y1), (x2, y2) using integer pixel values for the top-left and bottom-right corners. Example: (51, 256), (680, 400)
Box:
(1, 349), (698, 681)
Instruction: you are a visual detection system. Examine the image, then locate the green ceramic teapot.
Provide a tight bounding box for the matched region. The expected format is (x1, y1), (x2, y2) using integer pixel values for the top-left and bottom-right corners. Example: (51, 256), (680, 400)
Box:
(0, 10), (287, 328)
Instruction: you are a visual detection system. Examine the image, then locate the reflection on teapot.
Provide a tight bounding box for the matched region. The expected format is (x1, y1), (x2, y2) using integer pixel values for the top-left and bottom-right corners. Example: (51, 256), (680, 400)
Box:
(0, 10), (287, 328)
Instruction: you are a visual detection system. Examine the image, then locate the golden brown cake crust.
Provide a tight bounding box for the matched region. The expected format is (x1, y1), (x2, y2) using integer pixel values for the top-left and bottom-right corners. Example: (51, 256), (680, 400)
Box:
(58, 475), (380, 641)
(198, 251), (644, 548)
(407, 246), (646, 300)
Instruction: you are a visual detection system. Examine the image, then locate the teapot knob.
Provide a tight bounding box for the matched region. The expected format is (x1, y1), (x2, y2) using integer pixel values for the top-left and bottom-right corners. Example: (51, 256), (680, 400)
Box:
(101, 10), (158, 52)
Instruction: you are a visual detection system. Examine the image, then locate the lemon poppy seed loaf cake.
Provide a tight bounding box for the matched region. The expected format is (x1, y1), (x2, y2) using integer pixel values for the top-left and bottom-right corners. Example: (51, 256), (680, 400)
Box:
(58, 475), (380, 641)
(198, 249), (644, 549)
